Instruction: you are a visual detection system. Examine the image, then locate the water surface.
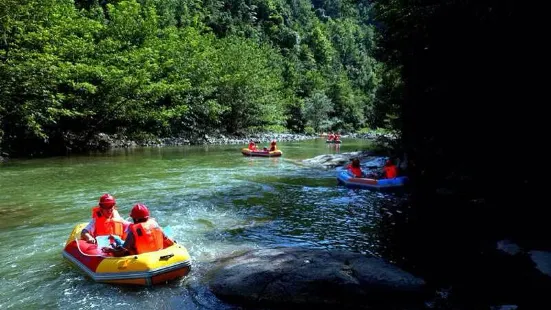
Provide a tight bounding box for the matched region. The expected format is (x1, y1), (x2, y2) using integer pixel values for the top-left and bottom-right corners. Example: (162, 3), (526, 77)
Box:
(0, 138), (407, 309)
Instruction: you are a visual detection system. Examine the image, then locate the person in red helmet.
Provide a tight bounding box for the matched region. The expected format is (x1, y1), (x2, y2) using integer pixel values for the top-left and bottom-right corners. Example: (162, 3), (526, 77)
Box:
(103, 203), (174, 257)
(248, 139), (257, 151)
(81, 194), (131, 244)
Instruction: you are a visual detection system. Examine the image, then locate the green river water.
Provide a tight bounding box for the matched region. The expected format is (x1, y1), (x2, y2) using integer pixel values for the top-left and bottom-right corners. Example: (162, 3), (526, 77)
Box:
(0, 138), (408, 309)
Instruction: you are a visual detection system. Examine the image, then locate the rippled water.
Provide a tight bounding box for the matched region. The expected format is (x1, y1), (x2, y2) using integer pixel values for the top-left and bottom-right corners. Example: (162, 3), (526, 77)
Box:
(0, 139), (408, 309)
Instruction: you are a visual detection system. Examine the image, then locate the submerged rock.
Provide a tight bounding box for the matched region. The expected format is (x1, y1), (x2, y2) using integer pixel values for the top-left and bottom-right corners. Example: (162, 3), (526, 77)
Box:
(206, 247), (428, 309)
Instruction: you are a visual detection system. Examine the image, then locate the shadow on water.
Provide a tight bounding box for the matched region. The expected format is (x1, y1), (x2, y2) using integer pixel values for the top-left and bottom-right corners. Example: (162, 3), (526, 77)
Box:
(376, 187), (551, 309)
(199, 172), (411, 261)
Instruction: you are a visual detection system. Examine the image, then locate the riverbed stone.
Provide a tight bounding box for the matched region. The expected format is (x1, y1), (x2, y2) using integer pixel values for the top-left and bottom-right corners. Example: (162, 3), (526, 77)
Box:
(301, 151), (377, 168)
(206, 247), (428, 309)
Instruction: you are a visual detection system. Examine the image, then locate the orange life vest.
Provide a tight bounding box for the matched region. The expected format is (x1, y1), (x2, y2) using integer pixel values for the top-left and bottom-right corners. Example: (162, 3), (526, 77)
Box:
(248, 142), (256, 150)
(349, 166), (363, 177)
(129, 219), (164, 254)
(383, 165), (398, 179)
(91, 207), (126, 239)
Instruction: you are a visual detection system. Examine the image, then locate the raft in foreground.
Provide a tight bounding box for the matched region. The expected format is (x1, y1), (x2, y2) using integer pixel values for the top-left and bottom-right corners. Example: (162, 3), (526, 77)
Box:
(241, 148), (282, 157)
(337, 170), (408, 190)
(62, 223), (191, 286)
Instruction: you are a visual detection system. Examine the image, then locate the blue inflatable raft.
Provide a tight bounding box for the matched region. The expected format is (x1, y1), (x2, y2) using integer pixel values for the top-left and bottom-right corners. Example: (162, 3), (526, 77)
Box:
(337, 170), (408, 190)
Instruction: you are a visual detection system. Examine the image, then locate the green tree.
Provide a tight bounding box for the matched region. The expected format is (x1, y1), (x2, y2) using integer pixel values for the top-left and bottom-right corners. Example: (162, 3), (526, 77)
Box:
(302, 92), (333, 133)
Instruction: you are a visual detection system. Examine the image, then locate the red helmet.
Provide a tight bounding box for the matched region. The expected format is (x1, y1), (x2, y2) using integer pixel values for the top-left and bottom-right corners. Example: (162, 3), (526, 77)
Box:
(99, 194), (116, 208)
(130, 203), (150, 220)
(270, 140), (276, 145)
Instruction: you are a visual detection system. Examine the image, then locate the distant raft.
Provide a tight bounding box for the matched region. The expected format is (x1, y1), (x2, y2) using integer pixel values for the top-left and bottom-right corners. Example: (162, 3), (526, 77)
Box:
(326, 140), (342, 144)
(62, 223), (191, 286)
(337, 170), (408, 190)
(241, 148), (282, 157)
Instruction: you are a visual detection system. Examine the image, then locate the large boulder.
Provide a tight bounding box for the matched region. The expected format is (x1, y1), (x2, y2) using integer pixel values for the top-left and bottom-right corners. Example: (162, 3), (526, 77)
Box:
(301, 151), (377, 168)
(206, 247), (428, 309)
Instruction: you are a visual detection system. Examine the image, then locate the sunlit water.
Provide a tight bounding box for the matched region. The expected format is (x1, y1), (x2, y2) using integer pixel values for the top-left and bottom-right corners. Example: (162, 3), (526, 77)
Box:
(0, 138), (408, 309)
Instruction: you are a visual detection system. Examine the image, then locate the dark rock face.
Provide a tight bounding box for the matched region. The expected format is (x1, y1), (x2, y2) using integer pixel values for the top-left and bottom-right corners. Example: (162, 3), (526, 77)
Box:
(206, 247), (428, 309)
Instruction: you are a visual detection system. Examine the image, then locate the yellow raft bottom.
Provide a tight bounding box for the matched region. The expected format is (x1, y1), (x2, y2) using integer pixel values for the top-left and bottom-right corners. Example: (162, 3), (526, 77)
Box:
(241, 148), (282, 156)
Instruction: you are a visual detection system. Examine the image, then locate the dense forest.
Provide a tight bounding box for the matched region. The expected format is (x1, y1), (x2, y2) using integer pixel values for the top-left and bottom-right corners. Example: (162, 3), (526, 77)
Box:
(1, 0), (391, 157)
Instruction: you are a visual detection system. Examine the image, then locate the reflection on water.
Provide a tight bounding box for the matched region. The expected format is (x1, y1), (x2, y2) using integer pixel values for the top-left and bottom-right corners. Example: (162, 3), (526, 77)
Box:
(0, 139), (410, 309)
(326, 142), (341, 154)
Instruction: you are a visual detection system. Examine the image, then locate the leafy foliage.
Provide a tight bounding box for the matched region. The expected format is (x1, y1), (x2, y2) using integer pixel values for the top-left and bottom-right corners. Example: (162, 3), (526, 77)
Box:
(1, 0), (383, 156)
(302, 92), (333, 132)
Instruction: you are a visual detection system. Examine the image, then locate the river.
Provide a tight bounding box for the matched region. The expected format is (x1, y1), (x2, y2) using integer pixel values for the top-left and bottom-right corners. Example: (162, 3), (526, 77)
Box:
(0, 138), (409, 309)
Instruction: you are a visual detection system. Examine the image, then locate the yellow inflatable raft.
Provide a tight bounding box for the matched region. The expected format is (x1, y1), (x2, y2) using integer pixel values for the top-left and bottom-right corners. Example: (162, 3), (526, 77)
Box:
(62, 223), (191, 286)
(241, 148), (282, 157)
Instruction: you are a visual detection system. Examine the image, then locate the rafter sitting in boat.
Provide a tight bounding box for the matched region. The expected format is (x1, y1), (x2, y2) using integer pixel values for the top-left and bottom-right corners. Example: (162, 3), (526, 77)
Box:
(102, 203), (173, 257)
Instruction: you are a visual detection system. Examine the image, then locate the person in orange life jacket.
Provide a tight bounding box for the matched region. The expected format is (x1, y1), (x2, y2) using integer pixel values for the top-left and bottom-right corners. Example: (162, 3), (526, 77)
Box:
(382, 158), (398, 179)
(81, 194), (131, 244)
(268, 140), (277, 152)
(346, 158), (363, 177)
(365, 158), (398, 179)
(248, 139), (257, 151)
(334, 133), (341, 142)
(367, 158), (398, 179)
(328, 132), (335, 141)
(103, 203), (174, 257)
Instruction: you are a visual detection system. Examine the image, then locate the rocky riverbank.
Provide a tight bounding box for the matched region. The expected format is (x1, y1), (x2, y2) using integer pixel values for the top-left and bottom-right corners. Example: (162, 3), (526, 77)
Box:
(345, 132), (399, 140)
(93, 131), (398, 149)
(0, 131), (396, 161)
(92, 132), (319, 149)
